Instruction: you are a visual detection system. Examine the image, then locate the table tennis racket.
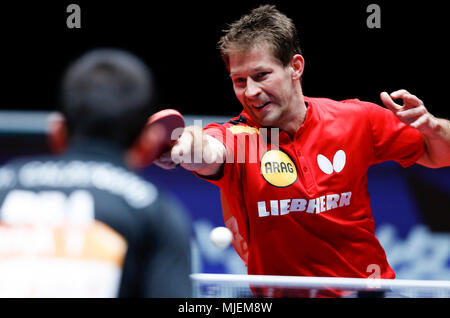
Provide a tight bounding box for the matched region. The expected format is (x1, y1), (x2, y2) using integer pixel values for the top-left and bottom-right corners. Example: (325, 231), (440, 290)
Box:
(142, 108), (185, 165)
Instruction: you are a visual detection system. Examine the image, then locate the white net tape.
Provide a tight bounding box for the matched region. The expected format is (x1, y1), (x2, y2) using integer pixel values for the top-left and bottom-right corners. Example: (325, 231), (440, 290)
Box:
(191, 274), (450, 298)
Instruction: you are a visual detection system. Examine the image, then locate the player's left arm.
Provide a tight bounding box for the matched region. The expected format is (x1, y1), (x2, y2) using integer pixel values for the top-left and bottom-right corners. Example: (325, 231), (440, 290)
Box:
(380, 89), (450, 168)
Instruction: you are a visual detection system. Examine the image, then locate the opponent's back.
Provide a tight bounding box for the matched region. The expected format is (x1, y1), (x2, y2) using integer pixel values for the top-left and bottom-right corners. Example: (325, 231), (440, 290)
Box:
(0, 139), (192, 297)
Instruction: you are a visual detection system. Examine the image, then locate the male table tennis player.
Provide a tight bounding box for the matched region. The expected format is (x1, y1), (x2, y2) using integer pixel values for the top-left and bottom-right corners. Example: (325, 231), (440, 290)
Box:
(0, 49), (191, 297)
(156, 5), (450, 296)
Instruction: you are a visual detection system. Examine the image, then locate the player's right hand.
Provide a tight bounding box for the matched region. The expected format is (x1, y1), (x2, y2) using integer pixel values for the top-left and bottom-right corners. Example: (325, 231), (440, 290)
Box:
(153, 149), (178, 170)
(154, 126), (226, 175)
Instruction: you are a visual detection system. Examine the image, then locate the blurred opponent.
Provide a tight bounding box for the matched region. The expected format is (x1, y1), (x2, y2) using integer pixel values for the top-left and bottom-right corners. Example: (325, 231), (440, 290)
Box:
(156, 5), (450, 297)
(0, 49), (192, 297)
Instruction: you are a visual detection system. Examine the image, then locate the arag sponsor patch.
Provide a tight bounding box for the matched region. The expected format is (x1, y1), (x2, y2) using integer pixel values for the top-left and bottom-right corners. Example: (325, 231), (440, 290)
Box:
(260, 150), (297, 188)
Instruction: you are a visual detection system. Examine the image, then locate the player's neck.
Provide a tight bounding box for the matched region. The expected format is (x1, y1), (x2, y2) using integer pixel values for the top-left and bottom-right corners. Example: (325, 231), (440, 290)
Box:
(280, 92), (307, 139)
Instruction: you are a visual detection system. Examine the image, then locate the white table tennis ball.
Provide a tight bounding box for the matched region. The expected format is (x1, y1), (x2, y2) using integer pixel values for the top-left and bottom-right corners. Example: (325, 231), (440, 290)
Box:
(210, 226), (233, 249)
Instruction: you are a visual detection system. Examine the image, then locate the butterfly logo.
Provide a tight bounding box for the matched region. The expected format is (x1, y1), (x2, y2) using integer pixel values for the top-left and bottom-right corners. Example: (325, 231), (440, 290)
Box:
(317, 150), (346, 175)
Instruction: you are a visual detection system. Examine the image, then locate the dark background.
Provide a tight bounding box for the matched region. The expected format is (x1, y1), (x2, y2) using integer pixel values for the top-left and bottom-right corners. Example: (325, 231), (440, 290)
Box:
(0, 0), (448, 118)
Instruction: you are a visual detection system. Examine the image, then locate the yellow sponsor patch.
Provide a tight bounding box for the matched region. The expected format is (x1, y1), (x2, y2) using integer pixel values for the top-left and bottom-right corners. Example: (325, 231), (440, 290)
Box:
(260, 150), (297, 187)
(228, 125), (259, 135)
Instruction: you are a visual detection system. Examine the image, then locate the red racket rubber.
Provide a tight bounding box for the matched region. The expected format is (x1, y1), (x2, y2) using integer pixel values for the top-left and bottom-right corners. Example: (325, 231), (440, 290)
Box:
(144, 109), (185, 164)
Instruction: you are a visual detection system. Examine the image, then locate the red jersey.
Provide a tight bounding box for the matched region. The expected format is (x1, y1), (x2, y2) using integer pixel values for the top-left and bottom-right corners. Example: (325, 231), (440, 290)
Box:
(198, 97), (424, 285)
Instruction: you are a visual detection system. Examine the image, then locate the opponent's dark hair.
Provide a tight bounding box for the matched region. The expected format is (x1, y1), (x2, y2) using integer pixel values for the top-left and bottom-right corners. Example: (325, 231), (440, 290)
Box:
(61, 48), (154, 148)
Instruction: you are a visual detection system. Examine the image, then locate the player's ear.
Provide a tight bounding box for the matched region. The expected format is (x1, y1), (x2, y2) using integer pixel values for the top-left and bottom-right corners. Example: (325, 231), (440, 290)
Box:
(290, 54), (305, 81)
(47, 112), (68, 154)
(126, 122), (166, 169)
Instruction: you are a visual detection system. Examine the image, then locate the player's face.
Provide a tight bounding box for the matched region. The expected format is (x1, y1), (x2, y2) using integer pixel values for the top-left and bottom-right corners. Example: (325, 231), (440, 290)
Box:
(229, 44), (301, 128)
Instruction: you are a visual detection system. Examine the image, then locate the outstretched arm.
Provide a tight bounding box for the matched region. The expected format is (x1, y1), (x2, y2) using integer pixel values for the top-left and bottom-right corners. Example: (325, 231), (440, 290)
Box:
(380, 89), (450, 168)
(154, 125), (227, 176)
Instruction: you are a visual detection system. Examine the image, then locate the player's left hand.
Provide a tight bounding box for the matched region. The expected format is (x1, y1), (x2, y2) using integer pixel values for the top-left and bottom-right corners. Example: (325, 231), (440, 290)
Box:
(380, 89), (439, 136)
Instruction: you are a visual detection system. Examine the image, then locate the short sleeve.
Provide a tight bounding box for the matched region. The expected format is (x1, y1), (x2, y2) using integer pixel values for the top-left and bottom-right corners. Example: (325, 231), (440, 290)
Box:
(361, 101), (425, 167)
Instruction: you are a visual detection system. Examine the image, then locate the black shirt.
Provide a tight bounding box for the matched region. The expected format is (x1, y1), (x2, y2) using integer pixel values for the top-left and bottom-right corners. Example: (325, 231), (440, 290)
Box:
(0, 138), (192, 297)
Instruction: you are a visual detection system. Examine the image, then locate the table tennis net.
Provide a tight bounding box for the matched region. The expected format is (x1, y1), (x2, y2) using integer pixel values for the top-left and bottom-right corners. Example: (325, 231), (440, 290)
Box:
(191, 274), (450, 298)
